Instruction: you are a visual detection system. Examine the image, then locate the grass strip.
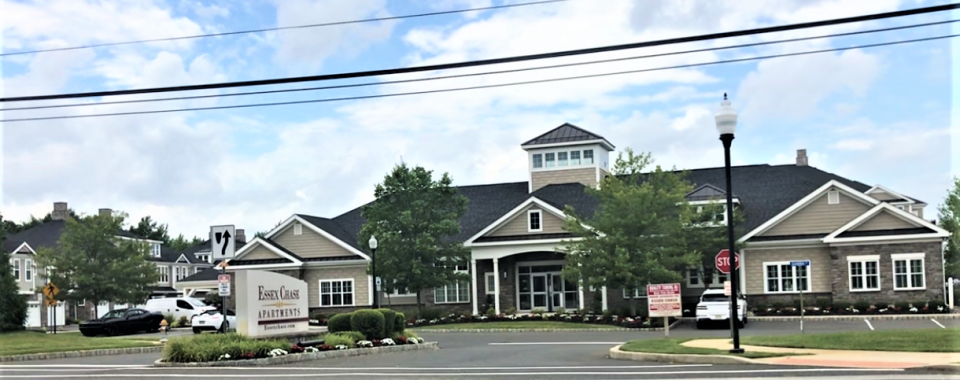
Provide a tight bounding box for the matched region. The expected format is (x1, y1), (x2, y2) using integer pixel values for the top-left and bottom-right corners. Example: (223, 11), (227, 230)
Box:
(0, 331), (157, 356)
(620, 338), (796, 359)
(410, 321), (620, 330)
(741, 328), (960, 353)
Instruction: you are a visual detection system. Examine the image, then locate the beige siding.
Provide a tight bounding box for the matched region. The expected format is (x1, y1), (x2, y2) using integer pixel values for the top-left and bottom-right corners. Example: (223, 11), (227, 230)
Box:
(852, 211), (917, 231)
(744, 247), (831, 294)
(531, 168), (596, 192)
(868, 191), (899, 201)
(242, 245), (284, 260)
(9, 254), (35, 293)
(273, 223), (357, 259)
(303, 266), (370, 308)
(488, 205), (566, 237)
(761, 190), (871, 236)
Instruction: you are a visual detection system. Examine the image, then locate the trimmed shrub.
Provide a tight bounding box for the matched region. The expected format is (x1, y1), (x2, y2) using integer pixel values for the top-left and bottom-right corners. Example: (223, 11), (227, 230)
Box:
(853, 300), (871, 311)
(421, 308), (441, 321)
(327, 313), (353, 333)
(163, 313), (175, 325)
(394, 312), (405, 334)
(791, 298), (802, 310)
(178, 315), (190, 327)
(505, 307), (517, 316)
(771, 301), (786, 311)
(530, 308), (545, 315)
(485, 307), (496, 317)
(929, 299), (947, 311)
(894, 301), (911, 311)
(752, 302), (768, 313)
(814, 298), (831, 310)
(162, 333), (289, 363)
(380, 309), (396, 339)
(351, 309), (385, 340)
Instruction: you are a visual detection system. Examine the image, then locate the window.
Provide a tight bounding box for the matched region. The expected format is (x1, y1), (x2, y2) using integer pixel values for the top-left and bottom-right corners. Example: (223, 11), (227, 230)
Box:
(827, 189), (839, 205)
(24, 259), (32, 281)
(764, 262), (809, 293)
(294, 223), (303, 235)
(152, 243), (161, 257)
(158, 266), (169, 283)
(686, 269), (701, 287)
(195, 267), (202, 274)
(622, 286), (647, 299)
(711, 270), (729, 287)
(197, 253), (210, 263)
(11, 259), (19, 280)
(558, 152), (568, 166)
(545, 153), (556, 168)
(583, 149), (594, 164)
(528, 210), (542, 232)
(78, 299), (85, 306)
(319, 279), (354, 307)
(570, 151), (581, 165)
(485, 273), (496, 295)
(532, 154), (543, 168)
(435, 265), (469, 304)
(176, 299), (195, 310)
(848, 255), (880, 292)
(892, 253), (925, 290)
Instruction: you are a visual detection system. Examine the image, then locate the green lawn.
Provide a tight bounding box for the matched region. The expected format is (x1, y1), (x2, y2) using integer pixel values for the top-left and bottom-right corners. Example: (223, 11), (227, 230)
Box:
(0, 331), (159, 357)
(411, 321), (620, 330)
(620, 338), (795, 359)
(741, 328), (960, 353)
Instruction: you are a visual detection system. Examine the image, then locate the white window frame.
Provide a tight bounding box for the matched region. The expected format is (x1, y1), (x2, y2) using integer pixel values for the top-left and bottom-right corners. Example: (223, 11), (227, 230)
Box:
(11, 259), (20, 280)
(78, 299), (85, 306)
(151, 243), (161, 257)
(435, 266), (470, 304)
(847, 255), (880, 292)
(532, 153), (543, 168)
(570, 150), (581, 165)
(544, 153), (556, 168)
(763, 261), (810, 294)
(622, 284), (648, 299)
(557, 151), (568, 167)
(485, 272), (496, 295)
(710, 270), (729, 287)
(892, 253), (926, 291)
(527, 210), (543, 232)
(158, 266), (169, 283)
(686, 268), (703, 288)
(319, 279), (355, 307)
(24, 259), (32, 281)
(294, 223), (303, 235)
(583, 149), (594, 164)
(827, 189), (840, 205)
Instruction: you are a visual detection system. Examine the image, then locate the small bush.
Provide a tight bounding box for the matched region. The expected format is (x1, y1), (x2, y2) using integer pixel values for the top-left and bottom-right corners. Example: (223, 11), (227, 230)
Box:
(351, 309), (385, 340)
(323, 333), (357, 348)
(162, 333), (289, 363)
(832, 300), (850, 310)
(771, 301), (786, 310)
(310, 311), (327, 322)
(530, 308), (545, 315)
(853, 300), (871, 311)
(555, 307), (566, 315)
(791, 298), (802, 310)
(380, 309), (396, 338)
(814, 298), (831, 310)
(327, 313), (353, 333)
(752, 302), (768, 313)
(421, 308), (441, 321)
(485, 307), (496, 317)
(894, 301), (911, 311)
(163, 313), (175, 325)
(505, 307), (517, 315)
(929, 299), (946, 311)
(394, 312), (405, 334)
(178, 315), (190, 327)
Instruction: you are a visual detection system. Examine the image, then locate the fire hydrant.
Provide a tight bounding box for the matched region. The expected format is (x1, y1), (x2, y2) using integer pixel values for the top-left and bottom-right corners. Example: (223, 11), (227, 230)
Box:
(159, 319), (169, 343)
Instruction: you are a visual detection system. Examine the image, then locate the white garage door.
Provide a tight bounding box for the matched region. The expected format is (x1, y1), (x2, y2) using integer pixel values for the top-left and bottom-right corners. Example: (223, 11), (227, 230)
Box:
(26, 304), (41, 327)
(46, 305), (65, 327)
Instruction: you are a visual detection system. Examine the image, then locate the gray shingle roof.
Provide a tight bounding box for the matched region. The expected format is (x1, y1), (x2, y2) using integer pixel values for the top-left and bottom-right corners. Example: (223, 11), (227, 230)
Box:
(179, 268), (220, 282)
(521, 123), (614, 148)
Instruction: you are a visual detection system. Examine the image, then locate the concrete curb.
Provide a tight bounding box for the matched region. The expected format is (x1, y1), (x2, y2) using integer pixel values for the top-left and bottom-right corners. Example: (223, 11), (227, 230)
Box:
(608, 345), (757, 365)
(914, 364), (960, 373)
(746, 314), (960, 322)
(412, 319), (682, 333)
(1, 346), (163, 362)
(154, 342), (438, 367)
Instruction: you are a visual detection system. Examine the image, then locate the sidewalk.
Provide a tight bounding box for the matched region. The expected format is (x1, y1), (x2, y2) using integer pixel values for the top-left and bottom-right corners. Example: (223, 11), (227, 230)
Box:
(683, 339), (960, 369)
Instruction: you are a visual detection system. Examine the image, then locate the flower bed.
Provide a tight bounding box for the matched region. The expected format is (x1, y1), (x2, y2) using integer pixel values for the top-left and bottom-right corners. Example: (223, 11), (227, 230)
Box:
(406, 311), (675, 329)
(750, 299), (949, 316)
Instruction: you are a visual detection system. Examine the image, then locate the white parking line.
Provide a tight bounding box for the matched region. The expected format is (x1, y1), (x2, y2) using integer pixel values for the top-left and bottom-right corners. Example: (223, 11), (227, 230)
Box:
(489, 342), (624, 345)
(864, 319), (875, 330)
(931, 318), (946, 329)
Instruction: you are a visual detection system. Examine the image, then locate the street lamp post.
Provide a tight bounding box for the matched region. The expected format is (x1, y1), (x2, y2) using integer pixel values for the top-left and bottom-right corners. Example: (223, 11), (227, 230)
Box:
(716, 93), (744, 354)
(369, 235), (378, 309)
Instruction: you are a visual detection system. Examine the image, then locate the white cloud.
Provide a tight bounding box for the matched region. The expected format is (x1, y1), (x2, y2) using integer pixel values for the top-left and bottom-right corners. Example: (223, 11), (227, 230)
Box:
(830, 139), (873, 151)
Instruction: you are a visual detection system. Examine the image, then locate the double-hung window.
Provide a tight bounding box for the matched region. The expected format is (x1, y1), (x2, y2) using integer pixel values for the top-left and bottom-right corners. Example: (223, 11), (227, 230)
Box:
(319, 279), (354, 307)
(545, 153), (556, 168)
(892, 253), (925, 290)
(686, 268), (702, 287)
(158, 266), (169, 283)
(528, 210), (542, 232)
(11, 259), (20, 280)
(764, 262), (809, 293)
(583, 149), (594, 164)
(25, 259), (33, 281)
(435, 264), (470, 303)
(570, 151), (581, 165)
(558, 152), (568, 166)
(847, 255), (880, 291)
(485, 273), (496, 295)
(532, 154), (543, 168)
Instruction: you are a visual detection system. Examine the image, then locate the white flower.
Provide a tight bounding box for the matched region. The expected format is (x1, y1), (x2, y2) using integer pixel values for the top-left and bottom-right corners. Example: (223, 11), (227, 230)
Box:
(939, 306), (945, 312)
(852, 309), (860, 313)
(218, 354), (232, 361)
(683, 309), (690, 313)
(268, 348), (288, 357)
(880, 308), (888, 313)
(304, 347), (319, 353)
(910, 307), (919, 313)
(625, 317), (634, 322)
(381, 338), (395, 346)
(479, 316), (488, 320)
(335, 345), (348, 350)
(417, 337), (426, 343)
(357, 340), (374, 348)
(564, 315), (572, 320)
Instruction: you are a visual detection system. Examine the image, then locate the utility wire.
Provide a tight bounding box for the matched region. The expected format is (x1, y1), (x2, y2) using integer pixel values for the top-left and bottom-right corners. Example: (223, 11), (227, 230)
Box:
(5, 18), (954, 113)
(3, 2), (959, 103)
(3, 33), (955, 123)
(0, 0), (571, 57)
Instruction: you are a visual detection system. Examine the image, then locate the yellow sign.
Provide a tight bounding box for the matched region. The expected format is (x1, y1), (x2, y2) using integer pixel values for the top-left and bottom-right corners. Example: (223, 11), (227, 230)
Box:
(42, 282), (59, 298)
(217, 260), (230, 269)
(44, 298), (58, 306)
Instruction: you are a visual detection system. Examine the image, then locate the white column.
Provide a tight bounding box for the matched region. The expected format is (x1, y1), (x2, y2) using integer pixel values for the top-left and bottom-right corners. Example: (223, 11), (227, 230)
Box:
(949, 277), (955, 310)
(493, 258), (501, 315)
(367, 275), (374, 306)
(578, 285), (585, 311)
(601, 286), (608, 312)
(471, 259), (479, 316)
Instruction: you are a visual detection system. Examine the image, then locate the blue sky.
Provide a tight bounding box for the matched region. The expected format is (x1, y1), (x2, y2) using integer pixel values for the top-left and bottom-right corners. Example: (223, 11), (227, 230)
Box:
(1, 0), (956, 238)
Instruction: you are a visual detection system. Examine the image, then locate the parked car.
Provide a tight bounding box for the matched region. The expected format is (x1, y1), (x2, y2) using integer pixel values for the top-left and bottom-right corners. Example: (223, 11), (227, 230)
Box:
(191, 308), (236, 334)
(695, 288), (748, 329)
(79, 308), (164, 337)
(144, 297), (215, 321)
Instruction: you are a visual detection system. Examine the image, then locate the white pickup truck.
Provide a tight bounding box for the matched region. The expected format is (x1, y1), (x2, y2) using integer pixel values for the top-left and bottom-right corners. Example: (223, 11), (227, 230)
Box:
(695, 288), (748, 329)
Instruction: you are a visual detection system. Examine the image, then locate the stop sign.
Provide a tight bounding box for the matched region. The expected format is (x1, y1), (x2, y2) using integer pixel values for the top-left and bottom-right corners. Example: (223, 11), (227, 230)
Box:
(715, 249), (740, 274)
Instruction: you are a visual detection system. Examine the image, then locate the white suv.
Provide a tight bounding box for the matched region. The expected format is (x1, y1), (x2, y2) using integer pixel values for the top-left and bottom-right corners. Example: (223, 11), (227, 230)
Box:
(695, 288), (747, 329)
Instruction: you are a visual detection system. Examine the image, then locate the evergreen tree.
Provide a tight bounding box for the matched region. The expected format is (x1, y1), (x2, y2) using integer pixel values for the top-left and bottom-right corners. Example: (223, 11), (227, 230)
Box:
(0, 214), (29, 332)
(939, 176), (960, 280)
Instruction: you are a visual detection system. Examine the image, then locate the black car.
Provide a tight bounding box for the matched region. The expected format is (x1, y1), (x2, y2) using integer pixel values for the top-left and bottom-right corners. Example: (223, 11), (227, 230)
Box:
(79, 308), (165, 337)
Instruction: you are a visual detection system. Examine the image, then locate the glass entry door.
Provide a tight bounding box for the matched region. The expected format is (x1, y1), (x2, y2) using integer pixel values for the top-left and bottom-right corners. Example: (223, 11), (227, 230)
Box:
(531, 274), (548, 309)
(517, 263), (579, 312)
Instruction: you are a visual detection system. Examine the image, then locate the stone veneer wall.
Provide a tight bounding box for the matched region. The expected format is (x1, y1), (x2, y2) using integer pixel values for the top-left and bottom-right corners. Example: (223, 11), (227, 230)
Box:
(829, 241), (944, 303)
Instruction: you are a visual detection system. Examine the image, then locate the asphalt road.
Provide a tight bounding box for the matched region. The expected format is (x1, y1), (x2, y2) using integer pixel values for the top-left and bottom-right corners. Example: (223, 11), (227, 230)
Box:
(0, 320), (956, 380)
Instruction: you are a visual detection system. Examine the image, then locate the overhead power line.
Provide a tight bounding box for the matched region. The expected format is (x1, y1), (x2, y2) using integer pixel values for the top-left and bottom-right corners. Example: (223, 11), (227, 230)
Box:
(0, 0), (571, 57)
(3, 18), (955, 112)
(3, 2), (959, 103)
(3, 33), (955, 123)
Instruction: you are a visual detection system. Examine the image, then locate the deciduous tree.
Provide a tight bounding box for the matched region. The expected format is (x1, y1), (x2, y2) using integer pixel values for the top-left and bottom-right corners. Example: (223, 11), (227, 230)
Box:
(939, 176), (960, 280)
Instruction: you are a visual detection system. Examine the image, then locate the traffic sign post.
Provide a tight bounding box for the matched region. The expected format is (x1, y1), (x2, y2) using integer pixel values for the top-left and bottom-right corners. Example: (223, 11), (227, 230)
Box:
(715, 249), (740, 274)
(218, 274), (231, 297)
(217, 261), (230, 320)
(647, 283), (682, 338)
(210, 225), (236, 261)
(790, 260), (811, 333)
(42, 283), (59, 334)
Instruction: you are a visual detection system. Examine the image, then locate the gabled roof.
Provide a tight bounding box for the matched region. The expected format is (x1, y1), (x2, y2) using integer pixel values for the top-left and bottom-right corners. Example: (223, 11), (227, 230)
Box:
(179, 268), (220, 283)
(866, 184), (925, 205)
(520, 123), (615, 150)
(5, 220), (190, 263)
(823, 202), (949, 243)
(232, 236), (304, 263)
(686, 184), (736, 201)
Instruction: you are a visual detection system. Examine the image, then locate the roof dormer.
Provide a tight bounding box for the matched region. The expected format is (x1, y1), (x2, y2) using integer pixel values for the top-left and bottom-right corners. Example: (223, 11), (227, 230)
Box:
(522, 123), (615, 192)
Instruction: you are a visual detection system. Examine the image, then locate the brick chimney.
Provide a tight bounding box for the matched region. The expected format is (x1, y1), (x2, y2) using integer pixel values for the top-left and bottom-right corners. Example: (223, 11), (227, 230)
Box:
(796, 149), (808, 166)
(51, 202), (68, 220)
(99, 208), (112, 218)
(235, 229), (246, 244)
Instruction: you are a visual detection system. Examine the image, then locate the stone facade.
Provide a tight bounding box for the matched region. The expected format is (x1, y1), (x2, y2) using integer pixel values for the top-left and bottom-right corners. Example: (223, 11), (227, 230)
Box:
(830, 241), (944, 303)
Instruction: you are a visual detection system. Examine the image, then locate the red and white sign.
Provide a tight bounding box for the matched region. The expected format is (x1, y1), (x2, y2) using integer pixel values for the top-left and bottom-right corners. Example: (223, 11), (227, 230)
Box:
(715, 249), (740, 274)
(647, 283), (682, 318)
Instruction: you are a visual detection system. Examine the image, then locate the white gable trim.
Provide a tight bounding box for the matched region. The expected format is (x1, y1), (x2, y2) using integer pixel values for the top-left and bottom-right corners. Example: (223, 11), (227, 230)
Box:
(739, 180), (880, 243)
(464, 197), (568, 246)
(824, 203), (949, 243)
(226, 263), (302, 271)
(13, 242), (37, 255)
(175, 254), (192, 264)
(263, 214), (370, 261)
(865, 185), (915, 204)
(232, 237), (303, 264)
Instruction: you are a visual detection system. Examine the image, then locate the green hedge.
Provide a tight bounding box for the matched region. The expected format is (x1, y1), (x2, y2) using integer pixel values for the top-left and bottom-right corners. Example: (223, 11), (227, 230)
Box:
(351, 309), (385, 340)
(394, 312), (405, 334)
(162, 333), (289, 363)
(328, 313), (353, 333)
(380, 309), (396, 338)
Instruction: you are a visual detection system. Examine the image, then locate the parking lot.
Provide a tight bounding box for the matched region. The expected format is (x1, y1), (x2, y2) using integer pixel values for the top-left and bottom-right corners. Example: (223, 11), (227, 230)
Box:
(689, 317), (959, 335)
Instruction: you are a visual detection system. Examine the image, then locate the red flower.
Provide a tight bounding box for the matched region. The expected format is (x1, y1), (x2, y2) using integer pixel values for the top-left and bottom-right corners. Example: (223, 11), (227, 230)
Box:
(319, 344), (332, 351)
(289, 345), (304, 353)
